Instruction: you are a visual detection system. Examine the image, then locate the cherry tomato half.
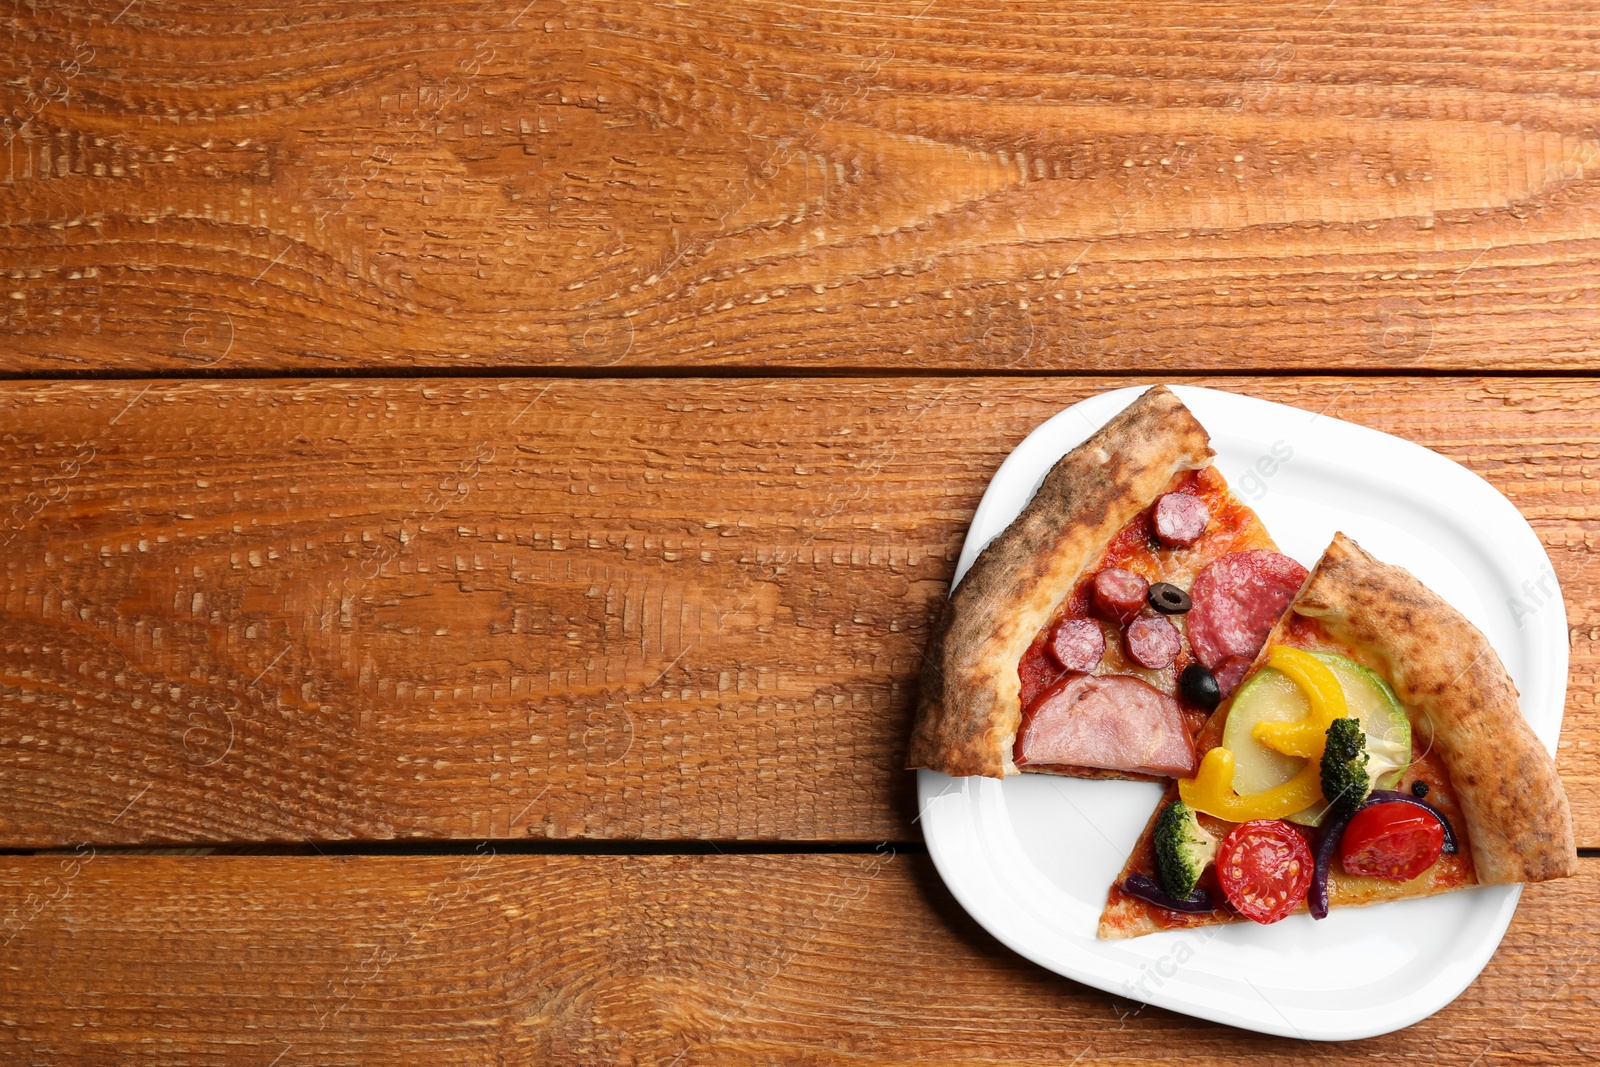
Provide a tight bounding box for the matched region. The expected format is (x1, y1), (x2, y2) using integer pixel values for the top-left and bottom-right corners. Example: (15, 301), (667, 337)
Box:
(1340, 801), (1445, 882)
(1216, 820), (1313, 924)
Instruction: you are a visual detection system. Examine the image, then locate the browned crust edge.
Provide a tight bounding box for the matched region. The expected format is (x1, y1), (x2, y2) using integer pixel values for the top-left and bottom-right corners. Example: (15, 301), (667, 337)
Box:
(1291, 533), (1577, 885)
(906, 385), (1213, 778)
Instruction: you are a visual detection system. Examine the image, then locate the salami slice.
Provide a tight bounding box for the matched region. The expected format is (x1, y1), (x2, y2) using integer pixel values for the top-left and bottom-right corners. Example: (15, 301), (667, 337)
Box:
(1212, 655), (1253, 698)
(1187, 551), (1310, 670)
(1015, 674), (1197, 776)
(1048, 617), (1106, 673)
(1125, 614), (1181, 669)
(1091, 567), (1149, 624)
(1153, 492), (1210, 548)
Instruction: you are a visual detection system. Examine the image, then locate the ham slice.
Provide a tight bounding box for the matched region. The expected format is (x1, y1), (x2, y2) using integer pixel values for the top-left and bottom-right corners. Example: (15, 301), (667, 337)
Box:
(1015, 674), (1197, 776)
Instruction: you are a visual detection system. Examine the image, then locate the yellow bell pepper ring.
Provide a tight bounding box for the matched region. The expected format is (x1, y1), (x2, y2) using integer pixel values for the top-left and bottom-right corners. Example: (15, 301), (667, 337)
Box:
(1252, 722), (1320, 758)
(1178, 746), (1325, 821)
(1250, 646), (1350, 758)
(1177, 646), (1352, 821)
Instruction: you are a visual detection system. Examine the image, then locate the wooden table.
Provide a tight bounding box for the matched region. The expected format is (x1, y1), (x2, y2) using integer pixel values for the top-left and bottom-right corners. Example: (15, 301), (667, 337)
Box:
(2, 2), (1597, 1061)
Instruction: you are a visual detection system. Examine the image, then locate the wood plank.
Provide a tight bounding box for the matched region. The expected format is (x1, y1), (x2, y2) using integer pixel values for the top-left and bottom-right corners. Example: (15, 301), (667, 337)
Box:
(0, 853), (1595, 1061)
(7, 2), (1600, 371)
(0, 377), (1595, 845)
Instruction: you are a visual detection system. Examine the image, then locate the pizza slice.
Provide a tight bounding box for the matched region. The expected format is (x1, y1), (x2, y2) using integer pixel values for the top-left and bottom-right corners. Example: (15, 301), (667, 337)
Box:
(1099, 532), (1577, 939)
(908, 385), (1308, 781)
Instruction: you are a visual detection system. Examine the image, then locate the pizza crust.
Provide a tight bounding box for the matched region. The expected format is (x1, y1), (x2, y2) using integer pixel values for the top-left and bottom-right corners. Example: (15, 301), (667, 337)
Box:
(907, 386), (1214, 778)
(1291, 533), (1578, 885)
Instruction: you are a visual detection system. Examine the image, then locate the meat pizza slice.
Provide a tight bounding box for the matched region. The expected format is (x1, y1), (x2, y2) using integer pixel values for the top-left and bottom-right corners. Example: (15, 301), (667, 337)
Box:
(1099, 533), (1577, 938)
(908, 385), (1307, 781)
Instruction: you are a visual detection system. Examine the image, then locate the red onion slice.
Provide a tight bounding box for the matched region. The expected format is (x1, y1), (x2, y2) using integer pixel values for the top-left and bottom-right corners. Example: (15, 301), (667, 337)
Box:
(1309, 807), (1358, 920)
(1122, 872), (1217, 914)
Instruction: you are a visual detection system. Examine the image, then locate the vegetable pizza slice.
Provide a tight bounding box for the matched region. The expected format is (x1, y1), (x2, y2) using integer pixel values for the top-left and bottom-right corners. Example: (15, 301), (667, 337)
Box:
(908, 385), (1307, 781)
(1099, 533), (1577, 938)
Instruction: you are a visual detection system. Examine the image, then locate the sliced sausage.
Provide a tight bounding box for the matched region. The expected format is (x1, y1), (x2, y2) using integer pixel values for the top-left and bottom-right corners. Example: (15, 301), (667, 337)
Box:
(1187, 550), (1310, 670)
(1015, 674), (1197, 776)
(1154, 492), (1210, 548)
(1091, 567), (1149, 624)
(1048, 617), (1106, 673)
(1213, 655), (1253, 699)
(1126, 614), (1181, 669)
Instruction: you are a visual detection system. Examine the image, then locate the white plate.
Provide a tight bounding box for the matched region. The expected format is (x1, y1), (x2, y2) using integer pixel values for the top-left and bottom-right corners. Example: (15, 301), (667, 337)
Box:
(916, 384), (1568, 1040)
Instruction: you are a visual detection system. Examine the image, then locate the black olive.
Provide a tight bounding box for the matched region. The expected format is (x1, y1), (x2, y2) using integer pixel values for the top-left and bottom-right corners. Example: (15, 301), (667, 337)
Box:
(1148, 582), (1192, 615)
(1180, 662), (1221, 711)
(1411, 780), (1430, 798)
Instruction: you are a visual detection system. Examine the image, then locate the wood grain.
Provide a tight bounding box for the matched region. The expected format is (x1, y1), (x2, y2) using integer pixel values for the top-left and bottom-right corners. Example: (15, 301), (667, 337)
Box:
(0, 376), (1594, 846)
(8, 1), (1600, 371)
(0, 853), (1595, 1063)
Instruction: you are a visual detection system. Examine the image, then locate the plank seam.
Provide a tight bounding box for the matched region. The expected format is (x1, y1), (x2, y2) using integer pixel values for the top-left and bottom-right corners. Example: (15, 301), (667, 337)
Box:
(4, 367), (1600, 383)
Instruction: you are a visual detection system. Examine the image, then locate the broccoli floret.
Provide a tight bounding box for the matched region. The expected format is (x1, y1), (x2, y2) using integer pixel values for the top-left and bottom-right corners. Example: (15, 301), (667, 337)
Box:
(1366, 732), (1410, 788)
(1321, 716), (1373, 813)
(1154, 799), (1218, 898)
(1321, 716), (1412, 814)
